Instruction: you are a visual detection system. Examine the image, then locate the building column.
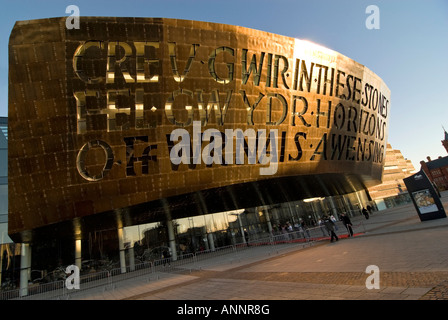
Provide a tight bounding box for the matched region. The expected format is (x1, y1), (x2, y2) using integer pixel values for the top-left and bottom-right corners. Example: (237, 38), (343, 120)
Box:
(264, 209), (273, 235)
(166, 217), (178, 261)
(328, 197), (338, 218)
(19, 243), (31, 297)
(162, 199), (177, 261)
(355, 191), (364, 209)
(0, 244), (3, 288)
(75, 239), (82, 271)
(117, 228), (126, 273)
(310, 201), (320, 222)
(342, 195), (355, 216)
(237, 214), (246, 244)
(207, 233), (215, 251)
(129, 246), (135, 271)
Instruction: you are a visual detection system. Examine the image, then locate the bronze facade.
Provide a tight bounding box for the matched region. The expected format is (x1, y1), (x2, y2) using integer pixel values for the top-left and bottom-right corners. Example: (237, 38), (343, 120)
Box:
(8, 17), (390, 242)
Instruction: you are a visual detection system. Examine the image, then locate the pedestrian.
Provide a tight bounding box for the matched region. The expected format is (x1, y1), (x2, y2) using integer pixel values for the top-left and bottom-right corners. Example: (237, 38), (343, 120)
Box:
(341, 213), (354, 237)
(162, 248), (171, 266)
(301, 221), (311, 239)
(330, 214), (339, 230)
(318, 219), (328, 236)
(323, 216), (339, 242)
(244, 228), (250, 246)
(362, 207), (369, 220)
(286, 222), (294, 239)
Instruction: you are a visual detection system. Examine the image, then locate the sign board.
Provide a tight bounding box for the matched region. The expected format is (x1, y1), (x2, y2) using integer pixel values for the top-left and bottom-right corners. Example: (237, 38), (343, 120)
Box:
(403, 170), (446, 221)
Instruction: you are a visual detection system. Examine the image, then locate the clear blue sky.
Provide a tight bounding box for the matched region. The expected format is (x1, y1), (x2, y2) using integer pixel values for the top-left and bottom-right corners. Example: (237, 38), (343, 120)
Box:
(1, 0), (447, 169)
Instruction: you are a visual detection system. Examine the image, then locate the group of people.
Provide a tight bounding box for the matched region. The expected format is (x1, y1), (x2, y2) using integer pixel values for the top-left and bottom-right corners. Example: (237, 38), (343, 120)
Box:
(321, 212), (355, 243)
(270, 210), (361, 243)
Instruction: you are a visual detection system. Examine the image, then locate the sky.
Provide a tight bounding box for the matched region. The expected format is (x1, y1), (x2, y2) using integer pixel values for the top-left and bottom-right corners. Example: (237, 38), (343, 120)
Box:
(0, 0), (447, 169)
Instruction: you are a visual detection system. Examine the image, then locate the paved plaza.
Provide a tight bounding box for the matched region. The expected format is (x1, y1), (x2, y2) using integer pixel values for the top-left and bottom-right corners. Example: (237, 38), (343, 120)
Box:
(58, 192), (448, 301)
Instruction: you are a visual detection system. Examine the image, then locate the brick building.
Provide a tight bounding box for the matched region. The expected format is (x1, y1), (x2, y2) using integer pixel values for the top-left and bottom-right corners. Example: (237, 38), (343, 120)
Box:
(419, 130), (448, 191)
(442, 129), (448, 154)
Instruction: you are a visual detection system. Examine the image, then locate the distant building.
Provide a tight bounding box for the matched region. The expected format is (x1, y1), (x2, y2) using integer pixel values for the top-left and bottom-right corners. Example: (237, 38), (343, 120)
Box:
(442, 129), (448, 154)
(367, 144), (417, 210)
(420, 156), (448, 191)
(418, 129), (448, 192)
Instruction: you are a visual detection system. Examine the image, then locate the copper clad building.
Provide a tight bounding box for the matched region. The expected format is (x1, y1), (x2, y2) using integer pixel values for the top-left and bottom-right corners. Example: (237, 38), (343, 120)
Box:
(8, 17), (390, 275)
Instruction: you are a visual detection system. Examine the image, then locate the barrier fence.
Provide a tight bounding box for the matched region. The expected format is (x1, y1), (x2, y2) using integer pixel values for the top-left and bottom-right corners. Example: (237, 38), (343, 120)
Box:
(0, 220), (364, 300)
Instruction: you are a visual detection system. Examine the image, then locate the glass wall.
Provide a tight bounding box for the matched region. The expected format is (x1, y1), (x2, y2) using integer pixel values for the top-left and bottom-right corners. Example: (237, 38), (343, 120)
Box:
(0, 117), (8, 238)
(383, 193), (412, 209)
(0, 114), (376, 288)
(0, 117), (16, 289)
(0, 112), (375, 284)
(122, 189), (373, 263)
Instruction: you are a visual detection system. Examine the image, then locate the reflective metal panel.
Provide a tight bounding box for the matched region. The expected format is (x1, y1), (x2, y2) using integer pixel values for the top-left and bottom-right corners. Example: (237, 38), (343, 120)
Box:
(8, 17), (390, 241)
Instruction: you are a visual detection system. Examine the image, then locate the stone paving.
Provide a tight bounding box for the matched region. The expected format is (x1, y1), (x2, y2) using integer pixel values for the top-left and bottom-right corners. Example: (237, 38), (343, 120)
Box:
(65, 193), (448, 300)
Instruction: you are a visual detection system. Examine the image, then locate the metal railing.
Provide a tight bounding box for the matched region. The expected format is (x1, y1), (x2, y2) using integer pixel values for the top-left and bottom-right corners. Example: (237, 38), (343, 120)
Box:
(0, 220), (364, 300)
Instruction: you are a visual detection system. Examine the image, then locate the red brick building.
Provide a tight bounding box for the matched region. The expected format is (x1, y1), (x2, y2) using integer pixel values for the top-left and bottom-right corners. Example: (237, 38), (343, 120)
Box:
(442, 129), (448, 154)
(419, 130), (448, 191)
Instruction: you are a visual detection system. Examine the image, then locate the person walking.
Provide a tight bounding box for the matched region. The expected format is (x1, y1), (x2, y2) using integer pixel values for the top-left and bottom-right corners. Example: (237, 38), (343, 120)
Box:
(244, 228), (250, 246)
(362, 207), (369, 220)
(162, 248), (171, 267)
(323, 216), (339, 242)
(318, 219), (328, 236)
(341, 213), (354, 237)
(330, 214), (339, 230)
